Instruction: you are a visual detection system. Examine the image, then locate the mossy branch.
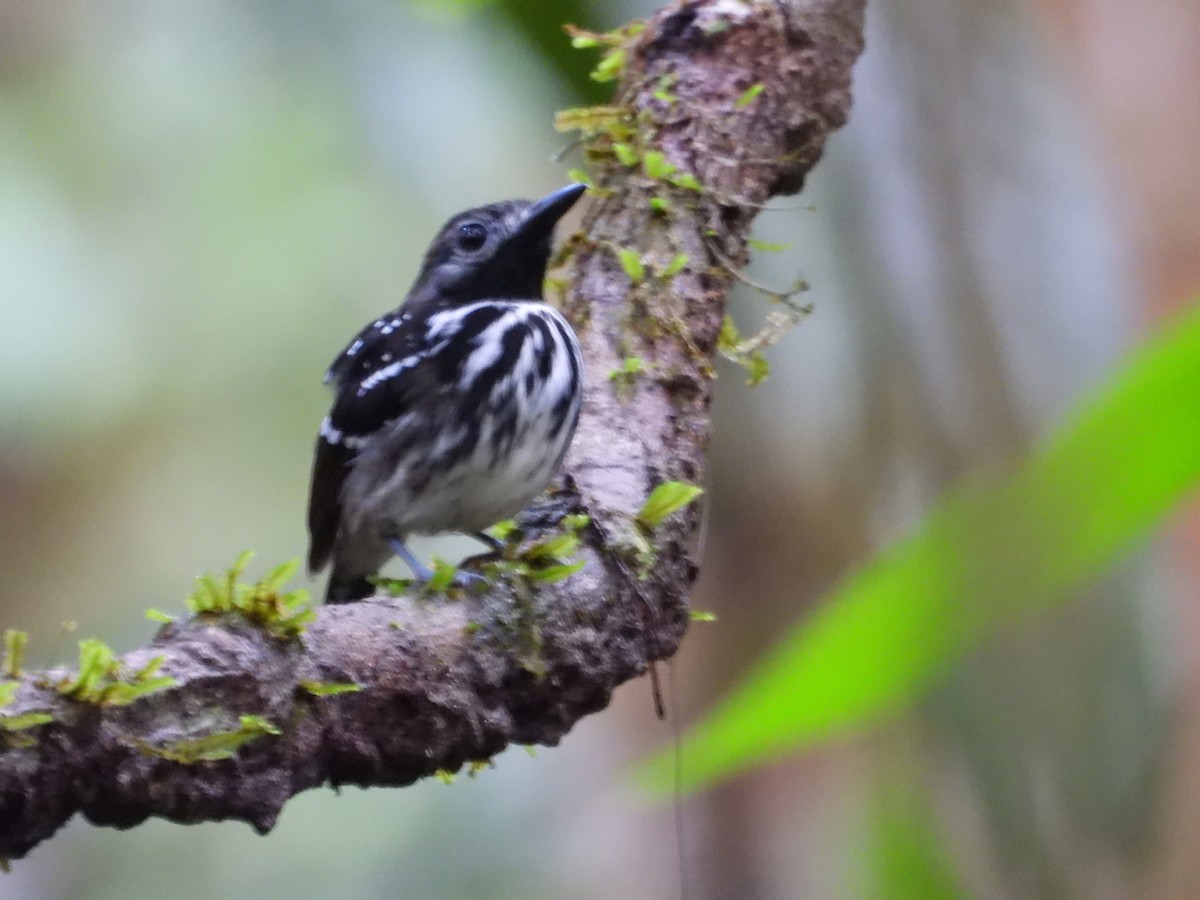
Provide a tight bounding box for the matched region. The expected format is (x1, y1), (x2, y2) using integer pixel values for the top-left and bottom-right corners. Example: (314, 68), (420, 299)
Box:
(0, 0), (865, 862)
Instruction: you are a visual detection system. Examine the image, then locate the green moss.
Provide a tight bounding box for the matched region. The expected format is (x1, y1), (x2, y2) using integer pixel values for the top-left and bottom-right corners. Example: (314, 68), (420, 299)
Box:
(735, 83), (765, 108)
(186, 552), (315, 639)
(297, 681), (361, 697)
(3, 630), (27, 678)
(609, 483), (706, 579)
(609, 355), (646, 393)
(480, 513), (591, 589)
(56, 639), (176, 706)
(564, 21), (645, 84)
(140, 714), (281, 764)
(373, 555), (482, 600)
(0, 710), (54, 734)
(637, 481), (704, 530)
(718, 307), (810, 386)
(1, 680), (55, 748)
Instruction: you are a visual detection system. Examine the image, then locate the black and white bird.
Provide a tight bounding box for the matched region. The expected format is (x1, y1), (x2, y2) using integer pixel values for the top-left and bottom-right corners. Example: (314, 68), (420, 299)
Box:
(307, 183), (587, 603)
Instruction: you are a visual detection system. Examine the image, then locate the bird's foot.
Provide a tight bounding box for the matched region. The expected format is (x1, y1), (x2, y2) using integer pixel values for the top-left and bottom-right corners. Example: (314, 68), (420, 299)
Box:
(388, 538), (488, 593)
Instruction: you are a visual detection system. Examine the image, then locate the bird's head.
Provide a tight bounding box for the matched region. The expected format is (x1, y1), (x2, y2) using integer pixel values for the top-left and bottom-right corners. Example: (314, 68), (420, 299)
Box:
(412, 183), (587, 303)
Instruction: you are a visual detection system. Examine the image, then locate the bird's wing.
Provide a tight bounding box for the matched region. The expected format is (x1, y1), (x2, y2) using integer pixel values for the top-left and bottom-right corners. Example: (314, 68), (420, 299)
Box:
(323, 309), (415, 386)
(309, 310), (422, 574)
(307, 300), (516, 573)
(307, 306), (457, 573)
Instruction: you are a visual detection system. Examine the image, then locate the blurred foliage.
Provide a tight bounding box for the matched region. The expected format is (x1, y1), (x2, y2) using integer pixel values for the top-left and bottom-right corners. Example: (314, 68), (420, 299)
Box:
(866, 767), (966, 900)
(414, 0), (606, 100)
(492, 0), (610, 101)
(642, 299), (1200, 791)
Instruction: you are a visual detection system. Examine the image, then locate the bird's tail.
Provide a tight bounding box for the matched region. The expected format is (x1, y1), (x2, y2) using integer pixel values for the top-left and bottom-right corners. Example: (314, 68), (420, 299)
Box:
(324, 571), (376, 604)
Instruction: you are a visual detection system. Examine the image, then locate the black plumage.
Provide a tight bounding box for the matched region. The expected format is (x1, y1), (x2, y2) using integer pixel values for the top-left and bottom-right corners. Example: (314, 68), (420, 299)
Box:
(307, 184), (586, 603)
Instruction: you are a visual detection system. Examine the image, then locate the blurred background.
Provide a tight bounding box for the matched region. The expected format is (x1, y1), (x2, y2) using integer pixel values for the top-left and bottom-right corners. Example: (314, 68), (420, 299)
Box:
(2, 0), (1198, 897)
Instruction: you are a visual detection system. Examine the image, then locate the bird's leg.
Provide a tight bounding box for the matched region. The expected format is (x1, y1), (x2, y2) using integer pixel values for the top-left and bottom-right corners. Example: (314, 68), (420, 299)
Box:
(473, 530), (506, 553)
(388, 537), (486, 588)
(459, 530), (506, 572)
(388, 537), (434, 581)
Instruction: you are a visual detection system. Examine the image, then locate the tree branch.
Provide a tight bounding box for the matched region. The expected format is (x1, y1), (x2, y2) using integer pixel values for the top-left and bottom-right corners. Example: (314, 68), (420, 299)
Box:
(0, 0), (866, 860)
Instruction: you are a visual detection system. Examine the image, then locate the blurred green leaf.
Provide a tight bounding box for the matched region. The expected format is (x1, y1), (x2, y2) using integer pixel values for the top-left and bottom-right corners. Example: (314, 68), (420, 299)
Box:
(409, 0), (607, 101)
(639, 300), (1200, 792)
(866, 771), (966, 899)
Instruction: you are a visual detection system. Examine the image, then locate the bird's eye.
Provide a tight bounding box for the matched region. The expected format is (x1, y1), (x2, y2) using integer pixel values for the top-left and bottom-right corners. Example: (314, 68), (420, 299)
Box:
(456, 222), (487, 253)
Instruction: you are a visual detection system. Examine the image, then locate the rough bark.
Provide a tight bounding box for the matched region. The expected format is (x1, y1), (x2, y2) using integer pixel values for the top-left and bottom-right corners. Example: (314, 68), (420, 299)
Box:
(0, 0), (865, 860)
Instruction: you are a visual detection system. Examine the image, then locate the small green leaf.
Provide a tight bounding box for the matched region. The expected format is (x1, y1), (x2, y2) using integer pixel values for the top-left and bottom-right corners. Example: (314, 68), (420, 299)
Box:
(610, 356), (645, 382)
(423, 557), (459, 594)
(722, 312), (743, 346)
(554, 105), (627, 137)
(747, 238), (789, 253)
(58, 638), (116, 701)
(231, 549), (255, 579)
(649, 197), (671, 214)
(145, 608), (174, 624)
(690, 610), (718, 622)
(0, 711), (54, 732)
(299, 680), (362, 697)
(561, 513), (591, 532)
(374, 576), (415, 597)
(262, 559), (301, 592)
(145, 713), (283, 764)
(566, 168), (592, 186)
(591, 48), (626, 83)
(642, 150), (676, 180)
(526, 560), (586, 583)
(570, 34), (600, 48)
(0, 681), (17, 707)
(745, 350), (770, 387)
(735, 83), (765, 108)
(3, 630), (27, 679)
(100, 677), (177, 707)
(239, 714), (280, 736)
(637, 482), (705, 530)
(618, 249), (646, 284)
(652, 74), (678, 103)
(525, 532), (582, 561)
(435, 768), (457, 784)
(611, 142), (638, 167)
(670, 172), (703, 192)
(133, 656), (166, 681)
(488, 519), (519, 541)
(661, 253), (689, 278)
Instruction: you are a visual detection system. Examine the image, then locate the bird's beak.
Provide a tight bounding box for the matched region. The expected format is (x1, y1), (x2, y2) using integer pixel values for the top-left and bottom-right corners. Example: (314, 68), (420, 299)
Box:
(522, 183), (588, 237)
